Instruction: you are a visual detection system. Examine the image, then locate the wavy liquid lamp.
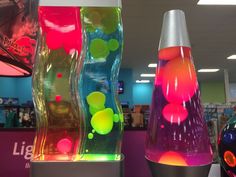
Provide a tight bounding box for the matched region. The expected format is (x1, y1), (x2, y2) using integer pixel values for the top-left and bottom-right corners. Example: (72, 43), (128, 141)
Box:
(31, 0), (123, 177)
(79, 1), (123, 161)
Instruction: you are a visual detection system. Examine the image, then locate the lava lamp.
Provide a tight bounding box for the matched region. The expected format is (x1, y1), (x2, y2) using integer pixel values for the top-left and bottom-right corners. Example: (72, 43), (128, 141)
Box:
(79, 1), (123, 161)
(145, 10), (213, 177)
(219, 117), (236, 177)
(31, 0), (123, 176)
(31, 0), (83, 162)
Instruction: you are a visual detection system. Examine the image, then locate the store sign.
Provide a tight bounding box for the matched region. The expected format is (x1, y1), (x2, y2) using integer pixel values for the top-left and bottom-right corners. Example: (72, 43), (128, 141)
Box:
(0, 130), (35, 177)
(0, 0), (38, 68)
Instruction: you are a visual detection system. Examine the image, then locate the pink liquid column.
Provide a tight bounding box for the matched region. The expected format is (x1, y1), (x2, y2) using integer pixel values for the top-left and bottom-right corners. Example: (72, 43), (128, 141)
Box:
(145, 10), (212, 167)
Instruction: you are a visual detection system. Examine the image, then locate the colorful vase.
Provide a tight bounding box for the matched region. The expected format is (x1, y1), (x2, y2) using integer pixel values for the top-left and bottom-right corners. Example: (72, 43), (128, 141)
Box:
(145, 9), (212, 177)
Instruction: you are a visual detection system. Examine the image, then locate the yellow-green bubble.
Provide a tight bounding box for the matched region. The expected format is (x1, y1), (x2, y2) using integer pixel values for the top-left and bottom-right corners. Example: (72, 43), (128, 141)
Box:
(108, 39), (119, 51)
(90, 38), (109, 59)
(113, 114), (120, 123)
(89, 105), (105, 115)
(91, 108), (114, 135)
(101, 9), (119, 34)
(92, 129), (95, 133)
(86, 91), (106, 108)
(88, 133), (94, 139)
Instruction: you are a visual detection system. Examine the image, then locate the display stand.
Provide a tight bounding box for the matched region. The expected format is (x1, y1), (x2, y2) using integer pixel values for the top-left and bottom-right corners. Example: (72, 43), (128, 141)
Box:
(31, 155), (124, 177)
(147, 158), (211, 177)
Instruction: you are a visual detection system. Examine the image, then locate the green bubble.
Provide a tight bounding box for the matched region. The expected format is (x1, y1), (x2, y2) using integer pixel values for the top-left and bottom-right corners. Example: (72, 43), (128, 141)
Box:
(90, 38), (109, 59)
(92, 129), (95, 133)
(108, 39), (119, 51)
(91, 108), (114, 135)
(89, 105), (105, 115)
(86, 149), (89, 152)
(101, 9), (119, 35)
(88, 133), (94, 139)
(86, 91), (106, 108)
(113, 114), (120, 123)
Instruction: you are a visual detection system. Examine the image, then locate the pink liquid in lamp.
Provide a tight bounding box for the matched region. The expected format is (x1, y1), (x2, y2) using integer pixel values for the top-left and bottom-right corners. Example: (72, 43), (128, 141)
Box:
(145, 46), (212, 166)
(38, 6), (82, 55)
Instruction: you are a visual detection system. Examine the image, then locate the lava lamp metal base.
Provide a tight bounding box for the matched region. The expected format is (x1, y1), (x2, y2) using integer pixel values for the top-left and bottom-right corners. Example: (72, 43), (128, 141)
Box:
(30, 155), (124, 177)
(146, 158), (211, 177)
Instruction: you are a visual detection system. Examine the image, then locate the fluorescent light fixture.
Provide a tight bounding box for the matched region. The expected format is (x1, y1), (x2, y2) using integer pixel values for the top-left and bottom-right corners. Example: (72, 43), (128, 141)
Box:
(198, 0), (236, 5)
(227, 55), (236, 59)
(148, 63), (157, 68)
(136, 80), (150, 83)
(141, 73), (156, 77)
(198, 69), (220, 72)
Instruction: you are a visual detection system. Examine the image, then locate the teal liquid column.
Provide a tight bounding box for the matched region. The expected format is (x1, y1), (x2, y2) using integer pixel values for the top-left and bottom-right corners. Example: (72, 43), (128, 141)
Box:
(79, 0), (124, 161)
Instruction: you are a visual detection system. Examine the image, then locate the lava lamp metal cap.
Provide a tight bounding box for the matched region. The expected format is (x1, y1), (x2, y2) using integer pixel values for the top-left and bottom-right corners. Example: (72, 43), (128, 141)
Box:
(158, 9), (191, 50)
(39, 0), (122, 7)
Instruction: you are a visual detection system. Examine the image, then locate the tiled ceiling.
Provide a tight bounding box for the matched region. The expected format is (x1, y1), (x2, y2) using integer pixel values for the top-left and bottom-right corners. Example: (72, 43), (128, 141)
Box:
(121, 0), (236, 82)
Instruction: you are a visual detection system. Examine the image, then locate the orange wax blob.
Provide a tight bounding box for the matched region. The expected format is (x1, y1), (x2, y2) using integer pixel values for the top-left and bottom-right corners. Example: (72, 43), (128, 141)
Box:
(159, 151), (188, 166)
(224, 151), (236, 167)
(162, 57), (198, 103)
(158, 47), (181, 60)
(155, 67), (164, 86)
(162, 103), (188, 123)
(158, 46), (191, 60)
(57, 138), (73, 154)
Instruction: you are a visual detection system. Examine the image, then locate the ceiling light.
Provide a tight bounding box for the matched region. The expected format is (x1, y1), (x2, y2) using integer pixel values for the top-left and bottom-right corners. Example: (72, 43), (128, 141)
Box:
(198, 0), (236, 5)
(141, 73), (156, 77)
(227, 55), (236, 59)
(198, 69), (220, 72)
(148, 63), (157, 68)
(136, 80), (150, 83)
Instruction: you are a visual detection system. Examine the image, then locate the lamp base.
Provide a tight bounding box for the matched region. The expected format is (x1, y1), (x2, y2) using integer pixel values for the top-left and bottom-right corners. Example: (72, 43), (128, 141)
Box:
(146, 158), (211, 177)
(30, 155), (124, 177)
